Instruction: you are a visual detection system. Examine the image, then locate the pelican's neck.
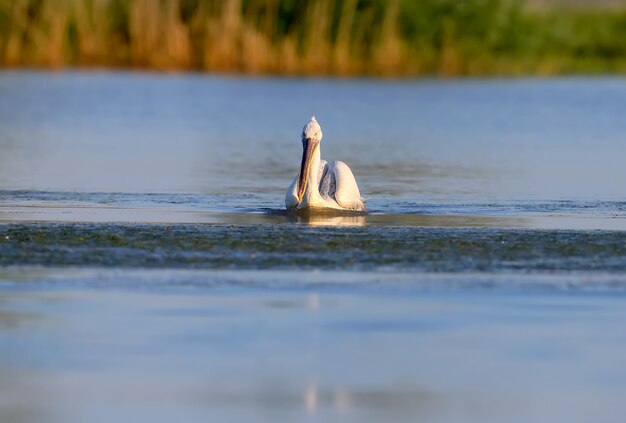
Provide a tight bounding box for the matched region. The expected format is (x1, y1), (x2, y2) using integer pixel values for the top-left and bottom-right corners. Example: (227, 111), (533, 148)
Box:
(304, 145), (322, 202)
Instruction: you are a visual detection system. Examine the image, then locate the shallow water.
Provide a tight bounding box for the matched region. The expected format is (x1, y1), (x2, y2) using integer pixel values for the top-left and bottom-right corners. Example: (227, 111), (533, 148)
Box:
(1, 71), (626, 422)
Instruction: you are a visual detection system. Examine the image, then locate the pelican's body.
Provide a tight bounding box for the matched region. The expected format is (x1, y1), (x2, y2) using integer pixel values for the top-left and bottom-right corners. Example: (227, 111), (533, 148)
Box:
(285, 117), (365, 212)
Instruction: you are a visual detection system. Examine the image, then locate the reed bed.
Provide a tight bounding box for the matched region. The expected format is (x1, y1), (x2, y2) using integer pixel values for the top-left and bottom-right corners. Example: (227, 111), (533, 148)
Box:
(1, 0), (626, 76)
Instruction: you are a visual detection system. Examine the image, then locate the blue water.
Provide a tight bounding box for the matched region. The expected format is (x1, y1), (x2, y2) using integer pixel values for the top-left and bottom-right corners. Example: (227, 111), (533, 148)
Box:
(1, 72), (626, 201)
(1, 71), (626, 422)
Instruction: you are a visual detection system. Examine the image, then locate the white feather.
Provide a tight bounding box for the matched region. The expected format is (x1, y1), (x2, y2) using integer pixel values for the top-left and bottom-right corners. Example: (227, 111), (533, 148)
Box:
(285, 117), (366, 212)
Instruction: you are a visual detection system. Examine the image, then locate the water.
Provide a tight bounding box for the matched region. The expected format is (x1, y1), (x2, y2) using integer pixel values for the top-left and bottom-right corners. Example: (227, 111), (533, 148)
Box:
(1, 71), (626, 422)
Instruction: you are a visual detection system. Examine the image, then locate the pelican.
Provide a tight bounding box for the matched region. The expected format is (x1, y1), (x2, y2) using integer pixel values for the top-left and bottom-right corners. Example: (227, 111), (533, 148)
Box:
(285, 116), (366, 212)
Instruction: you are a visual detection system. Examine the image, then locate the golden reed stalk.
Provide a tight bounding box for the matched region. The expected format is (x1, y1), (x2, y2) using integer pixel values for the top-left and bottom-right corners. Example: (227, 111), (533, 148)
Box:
(0, 0), (415, 74)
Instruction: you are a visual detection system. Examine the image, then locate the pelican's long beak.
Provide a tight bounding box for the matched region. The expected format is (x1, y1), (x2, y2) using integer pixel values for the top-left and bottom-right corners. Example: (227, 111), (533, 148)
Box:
(297, 137), (318, 202)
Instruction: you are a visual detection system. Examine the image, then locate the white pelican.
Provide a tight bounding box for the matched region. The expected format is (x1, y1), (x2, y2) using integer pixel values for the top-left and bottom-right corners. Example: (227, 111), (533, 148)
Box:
(285, 116), (366, 212)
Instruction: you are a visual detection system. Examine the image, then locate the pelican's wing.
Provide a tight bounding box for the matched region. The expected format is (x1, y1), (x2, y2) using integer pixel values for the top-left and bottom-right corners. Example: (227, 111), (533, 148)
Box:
(331, 161), (366, 211)
(285, 175), (299, 209)
(317, 160), (333, 197)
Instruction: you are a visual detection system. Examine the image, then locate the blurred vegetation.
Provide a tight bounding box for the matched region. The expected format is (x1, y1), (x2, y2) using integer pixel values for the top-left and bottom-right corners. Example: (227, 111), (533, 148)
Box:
(1, 0), (626, 76)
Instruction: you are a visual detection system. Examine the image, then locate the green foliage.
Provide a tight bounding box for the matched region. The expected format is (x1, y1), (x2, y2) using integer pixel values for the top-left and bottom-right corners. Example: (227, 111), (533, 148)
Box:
(1, 0), (626, 75)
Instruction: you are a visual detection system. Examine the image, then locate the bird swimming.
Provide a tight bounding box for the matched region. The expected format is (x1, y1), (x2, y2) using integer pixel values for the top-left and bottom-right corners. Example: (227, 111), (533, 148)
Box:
(285, 116), (366, 212)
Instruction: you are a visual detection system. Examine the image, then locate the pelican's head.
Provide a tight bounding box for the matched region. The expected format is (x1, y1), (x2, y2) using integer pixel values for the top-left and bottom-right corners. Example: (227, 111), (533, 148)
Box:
(297, 116), (323, 201)
(302, 116), (323, 143)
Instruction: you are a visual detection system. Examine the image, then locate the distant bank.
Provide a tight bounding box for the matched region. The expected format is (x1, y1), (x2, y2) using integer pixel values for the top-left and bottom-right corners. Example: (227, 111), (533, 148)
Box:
(2, 0), (626, 76)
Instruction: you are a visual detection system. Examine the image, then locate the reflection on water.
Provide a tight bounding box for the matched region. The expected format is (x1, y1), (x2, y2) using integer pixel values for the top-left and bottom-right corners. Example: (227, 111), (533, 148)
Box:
(284, 211), (366, 227)
(2, 272), (626, 423)
(192, 383), (437, 417)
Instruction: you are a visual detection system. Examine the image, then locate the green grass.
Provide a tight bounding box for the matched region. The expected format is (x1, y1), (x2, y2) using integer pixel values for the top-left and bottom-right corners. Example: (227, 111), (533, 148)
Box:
(1, 0), (626, 76)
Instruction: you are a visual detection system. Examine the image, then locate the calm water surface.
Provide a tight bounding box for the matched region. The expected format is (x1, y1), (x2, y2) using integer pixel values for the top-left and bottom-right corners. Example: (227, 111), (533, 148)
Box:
(1, 71), (626, 422)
